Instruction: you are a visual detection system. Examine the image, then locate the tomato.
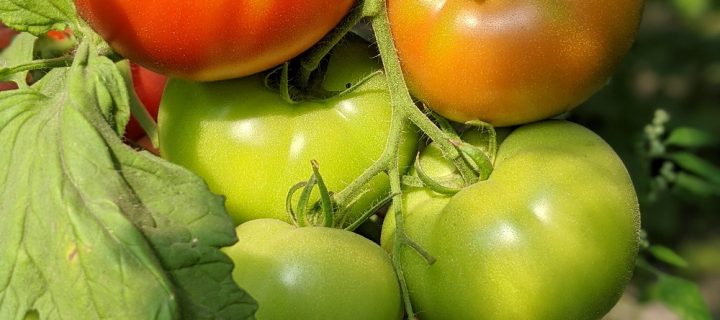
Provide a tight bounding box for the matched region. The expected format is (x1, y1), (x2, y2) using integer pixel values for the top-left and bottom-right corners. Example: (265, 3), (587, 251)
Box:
(381, 120), (640, 319)
(158, 37), (418, 225)
(124, 63), (167, 141)
(0, 22), (17, 50)
(74, 0), (354, 81)
(389, 0), (645, 126)
(1, 23), (19, 91)
(222, 219), (402, 319)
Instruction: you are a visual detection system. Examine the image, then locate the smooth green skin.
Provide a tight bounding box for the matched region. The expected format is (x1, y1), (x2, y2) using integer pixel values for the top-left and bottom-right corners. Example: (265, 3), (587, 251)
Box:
(222, 219), (402, 320)
(382, 120), (640, 320)
(159, 38), (417, 225)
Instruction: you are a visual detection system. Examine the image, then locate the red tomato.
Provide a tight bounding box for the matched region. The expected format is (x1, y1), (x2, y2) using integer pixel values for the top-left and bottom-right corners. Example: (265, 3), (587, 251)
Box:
(74, 0), (355, 81)
(0, 23), (17, 50)
(389, 0), (644, 126)
(124, 63), (168, 141)
(45, 28), (72, 41)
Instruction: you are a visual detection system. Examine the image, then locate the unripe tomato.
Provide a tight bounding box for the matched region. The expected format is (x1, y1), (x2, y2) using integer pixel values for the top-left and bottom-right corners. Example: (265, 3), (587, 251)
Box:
(74, 0), (354, 81)
(222, 219), (402, 319)
(159, 37), (418, 225)
(382, 120), (641, 319)
(389, 0), (644, 126)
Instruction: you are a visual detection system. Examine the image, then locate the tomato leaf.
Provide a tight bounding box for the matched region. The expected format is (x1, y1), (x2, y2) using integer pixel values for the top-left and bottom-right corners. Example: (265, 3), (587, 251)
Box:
(0, 32), (35, 85)
(647, 274), (712, 320)
(0, 0), (76, 35)
(0, 42), (256, 319)
(648, 245), (690, 268)
(665, 127), (718, 149)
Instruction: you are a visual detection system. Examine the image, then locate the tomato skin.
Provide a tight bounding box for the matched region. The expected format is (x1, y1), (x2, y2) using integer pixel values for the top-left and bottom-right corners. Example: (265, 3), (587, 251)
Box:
(0, 23), (17, 50)
(389, 0), (644, 126)
(159, 38), (418, 225)
(382, 120), (640, 319)
(74, 0), (354, 81)
(222, 219), (402, 319)
(124, 63), (167, 141)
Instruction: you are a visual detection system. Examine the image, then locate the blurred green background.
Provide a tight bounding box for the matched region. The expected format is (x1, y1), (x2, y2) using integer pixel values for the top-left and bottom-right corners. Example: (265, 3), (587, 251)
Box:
(570, 0), (719, 318)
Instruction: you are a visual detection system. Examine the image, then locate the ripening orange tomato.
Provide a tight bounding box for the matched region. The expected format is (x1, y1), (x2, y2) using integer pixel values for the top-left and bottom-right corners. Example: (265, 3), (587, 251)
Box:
(389, 0), (645, 126)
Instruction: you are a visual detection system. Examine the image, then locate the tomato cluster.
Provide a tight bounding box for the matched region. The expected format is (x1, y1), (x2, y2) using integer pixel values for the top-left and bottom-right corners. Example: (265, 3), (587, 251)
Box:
(75, 0), (644, 318)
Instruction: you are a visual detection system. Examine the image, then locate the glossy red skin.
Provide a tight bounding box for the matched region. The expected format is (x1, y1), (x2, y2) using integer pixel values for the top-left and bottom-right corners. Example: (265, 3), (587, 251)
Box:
(389, 0), (644, 126)
(74, 0), (354, 81)
(124, 63), (167, 140)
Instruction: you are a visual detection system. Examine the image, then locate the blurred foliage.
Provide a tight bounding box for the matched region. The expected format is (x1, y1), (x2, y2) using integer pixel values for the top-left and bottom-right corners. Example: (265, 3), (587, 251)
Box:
(572, 0), (720, 245)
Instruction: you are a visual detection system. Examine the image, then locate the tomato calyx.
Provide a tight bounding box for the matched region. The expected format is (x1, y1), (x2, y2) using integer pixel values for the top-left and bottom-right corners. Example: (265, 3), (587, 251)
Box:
(407, 120), (499, 196)
(264, 41), (383, 105)
(286, 160), (399, 231)
(286, 160), (338, 228)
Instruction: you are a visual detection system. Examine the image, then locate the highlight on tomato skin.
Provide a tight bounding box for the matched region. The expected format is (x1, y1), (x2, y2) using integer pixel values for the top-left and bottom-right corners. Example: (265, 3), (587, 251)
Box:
(73, 0), (355, 81)
(388, 0), (645, 127)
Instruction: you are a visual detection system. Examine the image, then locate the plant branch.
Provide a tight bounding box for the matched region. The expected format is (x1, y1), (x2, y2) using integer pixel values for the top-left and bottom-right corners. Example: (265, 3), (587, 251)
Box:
(388, 158), (417, 318)
(298, 1), (366, 87)
(0, 55), (73, 78)
(369, 4), (477, 181)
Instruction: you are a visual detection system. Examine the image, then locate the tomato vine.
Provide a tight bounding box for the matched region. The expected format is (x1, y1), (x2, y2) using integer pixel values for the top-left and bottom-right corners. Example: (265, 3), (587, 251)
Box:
(291, 0), (490, 316)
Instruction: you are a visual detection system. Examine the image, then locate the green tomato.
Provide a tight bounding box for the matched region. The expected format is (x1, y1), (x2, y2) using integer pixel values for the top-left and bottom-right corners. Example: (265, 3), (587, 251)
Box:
(158, 37), (417, 225)
(382, 120), (640, 319)
(222, 219), (402, 319)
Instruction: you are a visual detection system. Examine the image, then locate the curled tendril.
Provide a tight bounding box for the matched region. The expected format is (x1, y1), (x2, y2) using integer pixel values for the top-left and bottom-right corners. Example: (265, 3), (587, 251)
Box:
(311, 160), (335, 227)
(414, 152), (462, 195)
(285, 181), (307, 226)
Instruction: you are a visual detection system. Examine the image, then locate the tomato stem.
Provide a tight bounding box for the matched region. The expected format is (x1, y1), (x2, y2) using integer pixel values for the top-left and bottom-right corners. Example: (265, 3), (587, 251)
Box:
(116, 60), (159, 146)
(414, 153), (462, 195)
(368, 3), (477, 181)
(286, 181), (306, 226)
(0, 55), (72, 79)
(296, 174), (317, 227)
(388, 159), (418, 318)
(344, 192), (397, 231)
(311, 160), (335, 228)
(298, 1), (366, 88)
(454, 141), (494, 181)
(400, 236), (437, 265)
(279, 62), (294, 104)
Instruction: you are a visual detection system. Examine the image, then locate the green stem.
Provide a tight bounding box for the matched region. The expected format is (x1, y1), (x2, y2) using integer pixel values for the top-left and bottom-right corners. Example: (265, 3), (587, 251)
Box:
(401, 236), (436, 265)
(280, 62), (294, 104)
(296, 174), (317, 227)
(369, 5), (476, 181)
(343, 192), (397, 231)
(286, 182), (306, 226)
(414, 153), (462, 195)
(331, 77), (405, 208)
(428, 108), (461, 140)
(0, 55), (73, 78)
(116, 60), (159, 145)
(311, 160), (335, 227)
(298, 1), (366, 87)
(388, 160), (417, 318)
